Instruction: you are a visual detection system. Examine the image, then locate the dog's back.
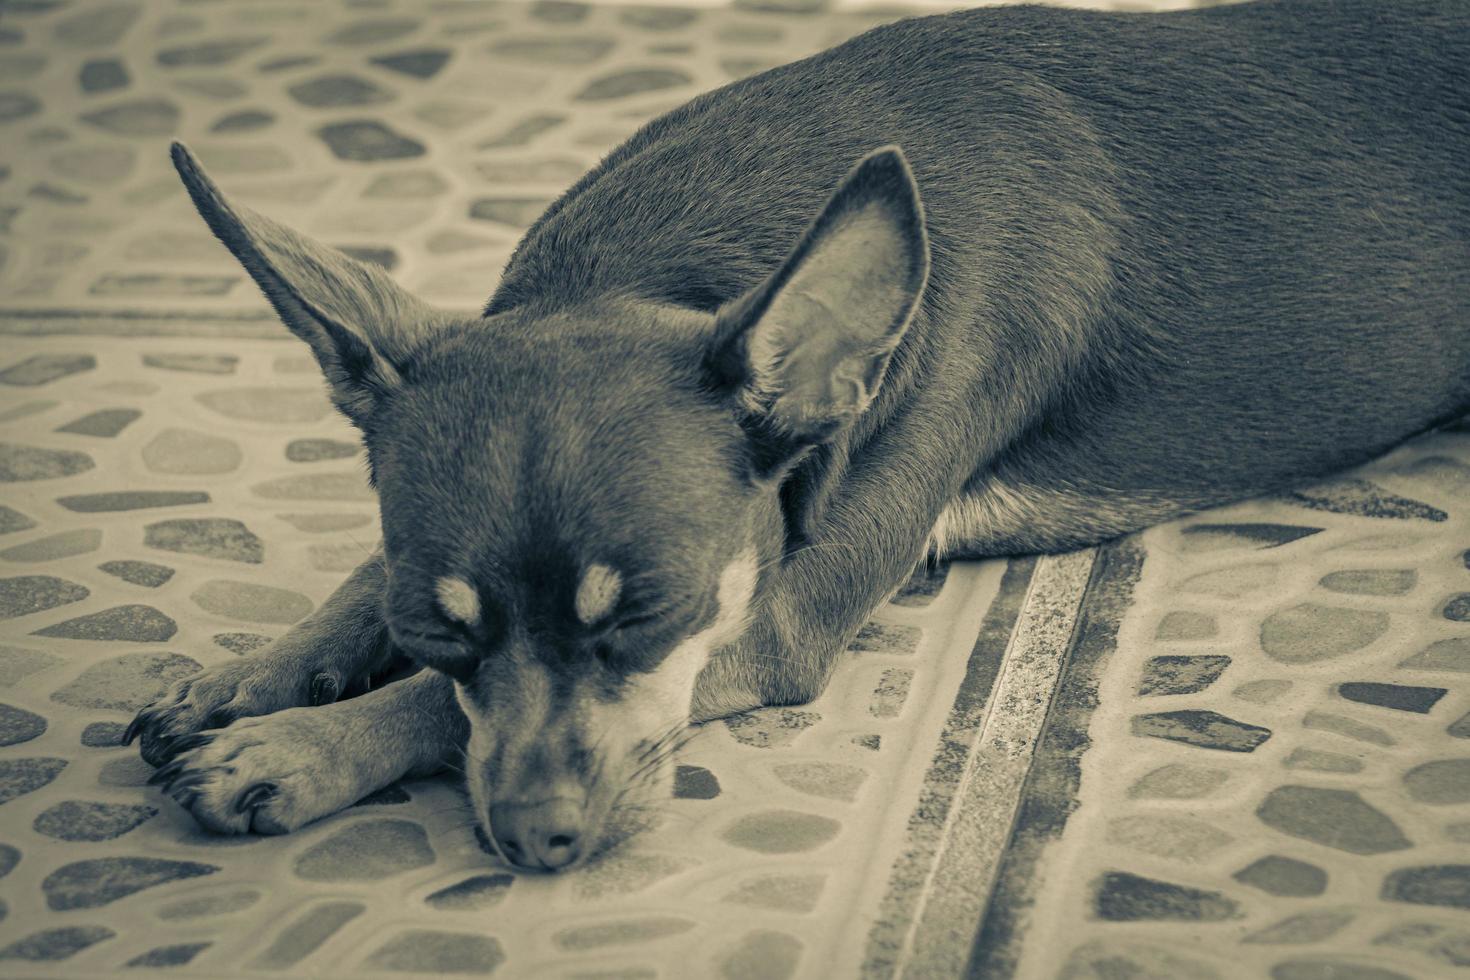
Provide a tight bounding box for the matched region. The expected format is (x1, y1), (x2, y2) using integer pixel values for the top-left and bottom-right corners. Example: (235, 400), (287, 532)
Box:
(490, 0), (1470, 532)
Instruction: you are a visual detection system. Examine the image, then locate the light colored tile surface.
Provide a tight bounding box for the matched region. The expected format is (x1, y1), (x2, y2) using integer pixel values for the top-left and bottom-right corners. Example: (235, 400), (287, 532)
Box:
(1003, 431), (1470, 980)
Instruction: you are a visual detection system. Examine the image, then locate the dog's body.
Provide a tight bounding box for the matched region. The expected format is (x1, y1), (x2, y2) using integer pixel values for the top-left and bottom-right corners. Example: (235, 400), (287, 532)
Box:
(130, 0), (1469, 869)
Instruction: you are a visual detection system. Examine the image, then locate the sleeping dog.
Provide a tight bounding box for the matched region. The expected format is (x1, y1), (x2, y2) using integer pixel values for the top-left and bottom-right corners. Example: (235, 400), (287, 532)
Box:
(128, 0), (1469, 871)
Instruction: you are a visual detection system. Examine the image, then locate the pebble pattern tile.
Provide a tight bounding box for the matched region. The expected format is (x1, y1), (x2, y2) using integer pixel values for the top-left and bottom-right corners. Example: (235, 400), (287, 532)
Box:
(1004, 430), (1470, 980)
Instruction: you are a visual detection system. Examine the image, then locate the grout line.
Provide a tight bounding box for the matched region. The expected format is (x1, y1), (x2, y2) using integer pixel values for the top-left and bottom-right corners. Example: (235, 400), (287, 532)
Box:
(895, 548), (1098, 980)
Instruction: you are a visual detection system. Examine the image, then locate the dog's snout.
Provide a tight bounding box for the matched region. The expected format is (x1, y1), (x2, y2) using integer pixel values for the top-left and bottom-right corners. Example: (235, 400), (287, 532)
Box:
(488, 799), (586, 871)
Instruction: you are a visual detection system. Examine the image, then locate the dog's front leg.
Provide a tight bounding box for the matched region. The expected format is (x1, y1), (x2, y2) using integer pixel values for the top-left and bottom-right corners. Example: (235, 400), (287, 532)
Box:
(129, 552), (393, 766)
(149, 668), (464, 834)
(693, 438), (955, 723)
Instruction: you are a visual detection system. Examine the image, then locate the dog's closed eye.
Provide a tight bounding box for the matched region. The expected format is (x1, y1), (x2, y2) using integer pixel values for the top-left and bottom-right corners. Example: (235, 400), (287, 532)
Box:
(392, 626), (478, 682)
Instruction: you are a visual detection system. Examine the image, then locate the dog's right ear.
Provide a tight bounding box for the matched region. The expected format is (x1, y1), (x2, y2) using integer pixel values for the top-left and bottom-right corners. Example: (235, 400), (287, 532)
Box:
(172, 141), (439, 427)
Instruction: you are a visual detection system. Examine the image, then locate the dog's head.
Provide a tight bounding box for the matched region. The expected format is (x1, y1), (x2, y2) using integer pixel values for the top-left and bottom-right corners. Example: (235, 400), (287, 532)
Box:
(172, 141), (927, 869)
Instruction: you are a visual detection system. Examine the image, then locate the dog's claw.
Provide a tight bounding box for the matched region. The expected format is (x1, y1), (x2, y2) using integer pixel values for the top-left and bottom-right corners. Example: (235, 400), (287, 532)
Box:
(235, 783), (277, 813)
(167, 732), (215, 755)
(147, 759), (186, 788)
(122, 714), (145, 746)
(310, 673), (339, 706)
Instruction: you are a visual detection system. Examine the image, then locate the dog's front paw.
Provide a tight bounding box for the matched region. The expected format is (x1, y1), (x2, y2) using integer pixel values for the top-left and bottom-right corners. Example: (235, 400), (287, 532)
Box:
(147, 708), (363, 835)
(126, 652), (340, 766)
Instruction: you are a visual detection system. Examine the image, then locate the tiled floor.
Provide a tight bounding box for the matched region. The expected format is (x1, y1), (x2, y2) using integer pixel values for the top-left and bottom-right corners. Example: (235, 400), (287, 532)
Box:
(2, 1), (1464, 978)
(985, 443), (1470, 980)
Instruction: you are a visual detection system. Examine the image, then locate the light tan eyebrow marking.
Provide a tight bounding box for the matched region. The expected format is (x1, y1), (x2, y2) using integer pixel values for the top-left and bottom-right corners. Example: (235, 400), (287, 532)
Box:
(435, 576), (480, 626)
(575, 563), (622, 625)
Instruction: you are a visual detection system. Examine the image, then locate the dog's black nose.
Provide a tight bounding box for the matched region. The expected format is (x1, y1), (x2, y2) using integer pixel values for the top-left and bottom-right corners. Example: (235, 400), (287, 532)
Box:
(488, 799), (584, 871)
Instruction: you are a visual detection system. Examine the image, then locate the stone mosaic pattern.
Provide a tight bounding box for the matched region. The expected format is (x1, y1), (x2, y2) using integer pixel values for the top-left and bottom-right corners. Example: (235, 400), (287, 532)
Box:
(0, 332), (1015, 976)
(0, 0), (967, 325)
(1006, 429), (1470, 980)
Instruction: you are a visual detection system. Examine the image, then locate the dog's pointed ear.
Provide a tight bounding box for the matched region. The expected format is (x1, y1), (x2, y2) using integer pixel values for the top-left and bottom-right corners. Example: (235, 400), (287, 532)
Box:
(171, 141), (439, 427)
(707, 146), (930, 475)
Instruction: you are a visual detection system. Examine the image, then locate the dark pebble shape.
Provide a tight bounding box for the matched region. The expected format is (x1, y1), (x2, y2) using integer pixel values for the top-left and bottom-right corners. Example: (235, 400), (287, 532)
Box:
(488, 36), (613, 65)
(57, 490), (209, 512)
(575, 67), (691, 100)
(125, 942), (211, 968)
(1181, 522), (1323, 549)
(849, 622), (922, 654)
(1319, 569), (1417, 595)
(293, 819), (435, 880)
(33, 604), (176, 642)
(478, 113), (565, 149)
(1338, 681), (1446, 713)
(288, 73), (393, 107)
(250, 901), (365, 969)
(142, 352), (238, 374)
(0, 92), (40, 122)
(365, 930), (505, 973)
(1092, 871), (1240, 921)
(156, 37), (268, 67)
(43, 856), (218, 910)
(1285, 478), (1447, 521)
(81, 721), (126, 746)
(54, 3), (141, 47)
(1131, 710), (1271, 752)
(80, 97), (179, 136)
(214, 632), (271, 654)
(211, 108), (274, 133)
(531, 0), (589, 23)
(0, 506), (36, 534)
(1257, 785), (1411, 854)
(1443, 593), (1470, 621)
(0, 757), (66, 804)
(0, 442), (94, 481)
(56, 407), (141, 437)
(323, 17), (420, 44)
(620, 6), (700, 29)
(1271, 962), (1411, 980)
(0, 926), (114, 962)
(0, 353), (95, 385)
(0, 703), (46, 745)
(317, 120), (424, 161)
(371, 48), (451, 78)
(1381, 865), (1470, 910)
(1232, 855), (1327, 896)
(0, 843), (17, 878)
(469, 196), (554, 226)
(1260, 603), (1389, 664)
(425, 873), (514, 911)
(0, 575), (89, 619)
(79, 58), (129, 93)
(0, 528), (101, 562)
(33, 800), (157, 841)
(1137, 655), (1232, 696)
(144, 517), (263, 563)
(1450, 710), (1470, 738)
(98, 560), (174, 587)
(1403, 759), (1470, 804)
(285, 438), (359, 462)
(674, 764), (720, 799)
(50, 652), (199, 711)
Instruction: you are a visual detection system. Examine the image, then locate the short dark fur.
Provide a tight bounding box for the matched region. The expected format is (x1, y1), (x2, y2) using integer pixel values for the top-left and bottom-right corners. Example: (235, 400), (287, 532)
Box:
(133, 0), (1469, 862)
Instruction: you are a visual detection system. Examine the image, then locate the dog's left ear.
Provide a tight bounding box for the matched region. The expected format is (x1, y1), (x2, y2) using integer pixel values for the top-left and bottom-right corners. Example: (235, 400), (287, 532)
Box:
(708, 146), (930, 472)
(171, 141), (442, 428)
